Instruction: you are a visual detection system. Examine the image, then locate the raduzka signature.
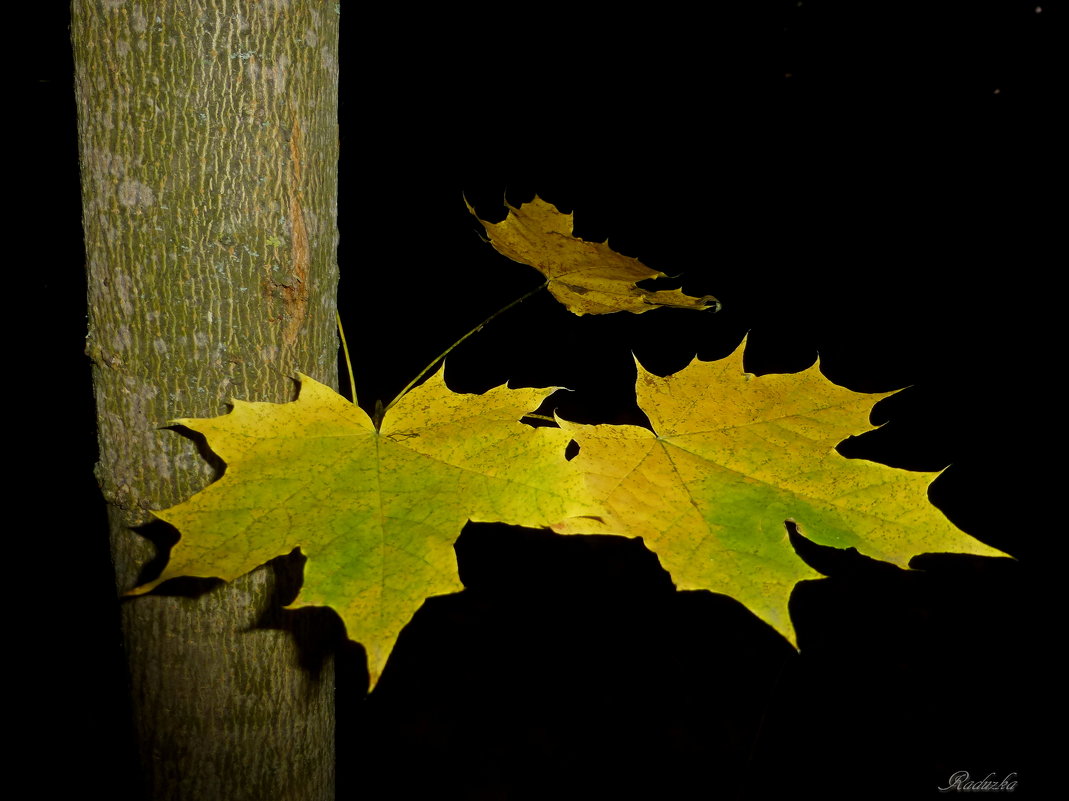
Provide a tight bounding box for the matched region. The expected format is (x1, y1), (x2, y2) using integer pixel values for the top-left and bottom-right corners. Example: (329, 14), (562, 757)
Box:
(939, 771), (1018, 792)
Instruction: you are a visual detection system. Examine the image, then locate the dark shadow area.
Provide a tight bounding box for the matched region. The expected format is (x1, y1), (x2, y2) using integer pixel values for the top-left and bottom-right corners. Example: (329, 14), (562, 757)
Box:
(253, 549), (353, 680)
(161, 423), (227, 480)
(128, 518), (201, 593)
(129, 534), (353, 682)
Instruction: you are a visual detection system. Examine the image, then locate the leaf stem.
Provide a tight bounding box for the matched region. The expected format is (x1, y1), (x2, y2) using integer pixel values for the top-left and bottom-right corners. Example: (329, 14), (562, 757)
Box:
(336, 310), (357, 405)
(385, 280), (550, 413)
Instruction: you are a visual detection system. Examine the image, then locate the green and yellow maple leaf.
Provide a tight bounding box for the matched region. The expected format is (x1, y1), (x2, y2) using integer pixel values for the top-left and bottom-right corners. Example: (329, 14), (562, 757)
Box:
(553, 340), (1007, 645)
(467, 195), (719, 315)
(145, 369), (598, 686)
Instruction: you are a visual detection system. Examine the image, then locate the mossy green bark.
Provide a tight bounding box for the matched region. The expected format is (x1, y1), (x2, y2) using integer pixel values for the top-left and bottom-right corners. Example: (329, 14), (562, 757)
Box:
(73, 1), (340, 798)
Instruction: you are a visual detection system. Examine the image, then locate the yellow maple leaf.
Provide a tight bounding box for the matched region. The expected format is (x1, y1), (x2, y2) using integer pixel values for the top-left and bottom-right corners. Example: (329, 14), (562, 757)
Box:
(553, 340), (1007, 645)
(145, 369), (599, 687)
(467, 195), (719, 315)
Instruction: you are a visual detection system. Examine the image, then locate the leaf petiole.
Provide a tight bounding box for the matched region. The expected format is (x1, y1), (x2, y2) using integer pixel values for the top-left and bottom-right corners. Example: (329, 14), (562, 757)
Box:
(336, 310), (357, 405)
(384, 279), (550, 414)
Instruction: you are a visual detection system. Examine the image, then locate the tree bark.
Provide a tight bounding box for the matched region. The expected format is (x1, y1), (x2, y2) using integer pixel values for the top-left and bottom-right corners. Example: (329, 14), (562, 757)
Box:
(73, 2), (340, 799)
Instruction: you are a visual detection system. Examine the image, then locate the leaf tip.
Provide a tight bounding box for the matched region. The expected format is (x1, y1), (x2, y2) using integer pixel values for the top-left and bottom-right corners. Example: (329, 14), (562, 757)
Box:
(700, 295), (722, 313)
(123, 576), (163, 598)
(631, 350), (651, 374)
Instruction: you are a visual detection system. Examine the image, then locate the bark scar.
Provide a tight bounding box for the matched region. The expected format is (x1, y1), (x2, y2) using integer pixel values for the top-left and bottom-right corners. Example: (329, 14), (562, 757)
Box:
(282, 117), (311, 346)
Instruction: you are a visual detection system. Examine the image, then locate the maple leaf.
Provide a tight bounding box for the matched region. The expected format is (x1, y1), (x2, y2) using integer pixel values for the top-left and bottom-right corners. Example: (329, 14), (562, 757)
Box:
(467, 195), (719, 315)
(553, 340), (1008, 646)
(144, 369), (598, 687)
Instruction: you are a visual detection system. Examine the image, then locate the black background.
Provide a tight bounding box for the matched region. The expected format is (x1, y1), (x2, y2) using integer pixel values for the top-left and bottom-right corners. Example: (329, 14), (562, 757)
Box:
(30, 2), (1056, 799)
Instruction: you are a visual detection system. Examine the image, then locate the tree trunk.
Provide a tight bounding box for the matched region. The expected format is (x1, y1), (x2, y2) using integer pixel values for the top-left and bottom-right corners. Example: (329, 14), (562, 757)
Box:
(72, 2), (340, 799)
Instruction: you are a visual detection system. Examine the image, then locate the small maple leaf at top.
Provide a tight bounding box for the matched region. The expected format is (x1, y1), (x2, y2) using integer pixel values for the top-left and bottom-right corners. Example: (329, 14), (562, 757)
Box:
(552, 339), (1009, 647)
(139, 370), (601, 688)
(467, 195), (719, 316)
